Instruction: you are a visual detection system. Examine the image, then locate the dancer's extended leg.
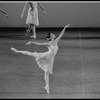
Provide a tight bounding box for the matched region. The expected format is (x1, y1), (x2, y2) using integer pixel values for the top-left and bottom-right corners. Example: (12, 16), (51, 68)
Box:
(11, 47), (36, 57)
(44, 71), (50, 94)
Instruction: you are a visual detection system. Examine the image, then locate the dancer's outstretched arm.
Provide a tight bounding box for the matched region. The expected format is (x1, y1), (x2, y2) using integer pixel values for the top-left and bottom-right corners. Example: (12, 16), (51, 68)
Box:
(55, 24), (71, 42)
(21, 2), (28, 18)
(0, 8), (8, 17)
(26, 41), (49, 46)
(0, 8), (6, 14)
(38, 2), (46, 14)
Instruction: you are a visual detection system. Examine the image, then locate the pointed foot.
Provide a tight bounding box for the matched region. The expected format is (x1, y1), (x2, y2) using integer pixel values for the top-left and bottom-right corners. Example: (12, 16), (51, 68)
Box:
(44, 86), (49, 94)
(30, 35), (36, 39)
(11, 47), (18, 53)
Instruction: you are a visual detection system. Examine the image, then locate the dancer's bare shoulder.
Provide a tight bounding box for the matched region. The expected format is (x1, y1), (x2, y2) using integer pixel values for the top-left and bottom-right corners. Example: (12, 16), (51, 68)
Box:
(48, 40), (58, 47)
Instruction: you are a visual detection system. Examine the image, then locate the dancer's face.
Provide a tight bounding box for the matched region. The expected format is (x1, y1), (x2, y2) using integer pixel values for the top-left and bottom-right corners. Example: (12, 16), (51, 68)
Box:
(50, 33), (56, 40)
(47, 33), (56, 41)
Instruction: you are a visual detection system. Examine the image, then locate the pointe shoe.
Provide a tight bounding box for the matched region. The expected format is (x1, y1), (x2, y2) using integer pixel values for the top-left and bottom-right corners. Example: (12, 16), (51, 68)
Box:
(11, 48), (18, 53)
(30, 35), (36, 39)
(44, 86), (49, 94)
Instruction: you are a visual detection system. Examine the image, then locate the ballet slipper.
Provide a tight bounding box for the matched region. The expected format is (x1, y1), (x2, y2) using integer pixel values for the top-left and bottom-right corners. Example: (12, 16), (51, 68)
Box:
(30, 35), (36, 39)
(44, 86), (49, 94)
(11, 48), (18, 53)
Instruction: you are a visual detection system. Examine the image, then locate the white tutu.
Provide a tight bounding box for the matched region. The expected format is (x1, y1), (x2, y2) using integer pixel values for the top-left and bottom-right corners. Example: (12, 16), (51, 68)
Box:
(34, 51), (55, 74)
(32, 44), (58, 74)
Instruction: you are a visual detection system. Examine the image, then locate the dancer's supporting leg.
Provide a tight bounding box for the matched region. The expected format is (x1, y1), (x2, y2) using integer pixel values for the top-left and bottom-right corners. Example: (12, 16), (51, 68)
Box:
(30, 24), (36, 39)
(11, 47), (36, 57)
(26, 24), (32, 35)
(44, 70), (50, 94)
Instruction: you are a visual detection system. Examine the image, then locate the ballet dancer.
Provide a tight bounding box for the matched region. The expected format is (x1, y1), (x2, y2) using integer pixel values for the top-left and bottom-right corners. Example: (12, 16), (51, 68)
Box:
(21, 1), (46, 39)
(0, 8), (8, 17)
(11, 24), (70, 94)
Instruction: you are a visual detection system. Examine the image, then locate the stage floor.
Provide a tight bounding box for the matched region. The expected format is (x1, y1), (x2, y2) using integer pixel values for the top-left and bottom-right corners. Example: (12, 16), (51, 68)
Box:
(0, 29), (100, 98)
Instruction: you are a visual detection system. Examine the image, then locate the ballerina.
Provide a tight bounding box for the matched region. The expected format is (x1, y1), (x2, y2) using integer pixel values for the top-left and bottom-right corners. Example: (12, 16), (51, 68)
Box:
(0, 8), (8, 17)
(11, 24), (70, 94)
(21, 1), (46, 39)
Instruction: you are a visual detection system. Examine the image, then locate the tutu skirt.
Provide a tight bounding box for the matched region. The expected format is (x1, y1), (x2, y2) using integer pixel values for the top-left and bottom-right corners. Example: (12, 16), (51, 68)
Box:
(34, 52), (54, 74)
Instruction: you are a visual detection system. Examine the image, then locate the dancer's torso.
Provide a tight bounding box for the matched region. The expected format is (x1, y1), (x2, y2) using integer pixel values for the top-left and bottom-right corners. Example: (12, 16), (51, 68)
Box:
(47, 41), (58, 57)
(28, 2), (38, 12)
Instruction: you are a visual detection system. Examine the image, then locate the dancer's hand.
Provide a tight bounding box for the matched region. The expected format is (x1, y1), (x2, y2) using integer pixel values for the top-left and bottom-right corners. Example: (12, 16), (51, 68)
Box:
(6, 14), (8, 18)
(44, 10), (47, 14)
(25, 41), (31, 46)
(65, 24), (71, 28)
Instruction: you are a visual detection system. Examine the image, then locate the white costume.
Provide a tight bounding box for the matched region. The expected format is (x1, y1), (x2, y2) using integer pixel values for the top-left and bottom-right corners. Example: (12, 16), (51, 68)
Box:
(26, 2), (39, 25)
(34, 44), (58, 74)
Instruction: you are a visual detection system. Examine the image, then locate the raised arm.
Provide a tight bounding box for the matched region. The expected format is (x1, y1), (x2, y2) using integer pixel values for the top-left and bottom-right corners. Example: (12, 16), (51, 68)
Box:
(55, 24), (71, 42)
(26, 41), (49, 46)
(21, 2), (28, 18)
(38, 2), (46, 14)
